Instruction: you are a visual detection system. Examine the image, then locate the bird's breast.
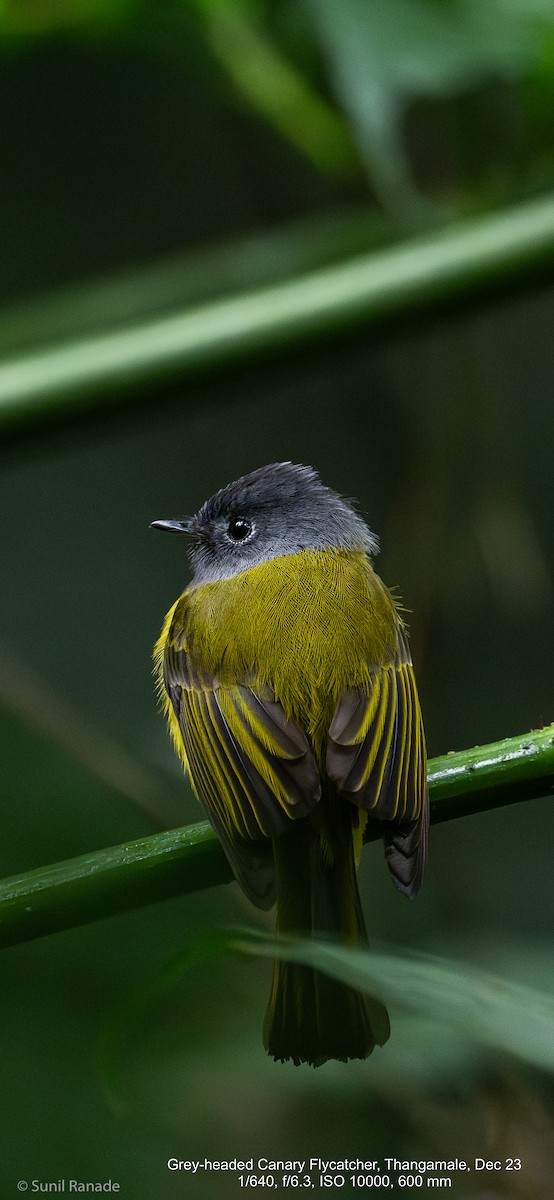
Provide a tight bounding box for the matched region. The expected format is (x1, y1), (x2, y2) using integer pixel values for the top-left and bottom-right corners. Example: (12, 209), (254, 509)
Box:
(183, 548), (399, 743)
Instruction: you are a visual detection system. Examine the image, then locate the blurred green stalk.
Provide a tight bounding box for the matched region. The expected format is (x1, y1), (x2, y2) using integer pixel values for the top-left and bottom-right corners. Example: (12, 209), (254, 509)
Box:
(2, 194), (554, 427)
(0, 725), (552, 948)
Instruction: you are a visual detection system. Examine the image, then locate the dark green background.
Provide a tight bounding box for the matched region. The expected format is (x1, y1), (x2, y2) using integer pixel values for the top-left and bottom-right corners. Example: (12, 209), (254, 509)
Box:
(1, 3), (553, 1197)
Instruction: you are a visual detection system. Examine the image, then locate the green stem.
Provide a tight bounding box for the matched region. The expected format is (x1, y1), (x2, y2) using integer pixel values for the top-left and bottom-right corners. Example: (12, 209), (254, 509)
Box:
(2, 195), (554, 427)
(0, 725), (552, 949)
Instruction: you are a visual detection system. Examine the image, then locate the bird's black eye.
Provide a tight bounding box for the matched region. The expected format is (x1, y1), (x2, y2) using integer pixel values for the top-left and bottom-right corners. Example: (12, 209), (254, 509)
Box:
(227, 517), (253, 542)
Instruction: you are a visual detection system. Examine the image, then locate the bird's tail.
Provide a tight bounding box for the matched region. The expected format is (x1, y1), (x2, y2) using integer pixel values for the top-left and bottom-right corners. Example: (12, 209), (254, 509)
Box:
(263, 809), (390, 1066)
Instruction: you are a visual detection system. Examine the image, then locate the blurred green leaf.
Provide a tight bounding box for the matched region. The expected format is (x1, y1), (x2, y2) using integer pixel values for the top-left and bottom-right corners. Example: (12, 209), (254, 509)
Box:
(235, 930), (554, 1072)
(189, 0), (360, 180)
(308, 0), (554, 212)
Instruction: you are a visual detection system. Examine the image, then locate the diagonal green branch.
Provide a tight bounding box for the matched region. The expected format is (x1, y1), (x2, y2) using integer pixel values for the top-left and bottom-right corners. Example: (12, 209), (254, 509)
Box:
(0, 725), (552, 950)
(2, 194), (554, 429)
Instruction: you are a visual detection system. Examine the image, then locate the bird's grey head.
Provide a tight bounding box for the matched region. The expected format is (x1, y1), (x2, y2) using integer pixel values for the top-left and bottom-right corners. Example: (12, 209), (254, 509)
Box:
(152, 462), (379, 584)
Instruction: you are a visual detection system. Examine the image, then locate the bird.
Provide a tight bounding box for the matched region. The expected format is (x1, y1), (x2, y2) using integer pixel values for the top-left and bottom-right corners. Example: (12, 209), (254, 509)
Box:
(152, 462), (428, 1066)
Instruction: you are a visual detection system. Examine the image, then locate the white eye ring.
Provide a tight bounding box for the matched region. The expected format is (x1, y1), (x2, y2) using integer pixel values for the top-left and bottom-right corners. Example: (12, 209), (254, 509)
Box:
(226, 517), (254, 543)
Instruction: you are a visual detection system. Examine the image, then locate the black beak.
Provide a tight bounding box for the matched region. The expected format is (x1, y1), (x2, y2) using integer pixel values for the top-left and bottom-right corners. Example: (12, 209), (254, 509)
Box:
(150, 518), (195, 535)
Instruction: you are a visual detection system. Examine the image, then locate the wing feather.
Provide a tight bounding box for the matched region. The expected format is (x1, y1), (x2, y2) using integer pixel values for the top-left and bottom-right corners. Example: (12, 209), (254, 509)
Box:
(161, 608), (321, 908)
(326, 628), (429, 897)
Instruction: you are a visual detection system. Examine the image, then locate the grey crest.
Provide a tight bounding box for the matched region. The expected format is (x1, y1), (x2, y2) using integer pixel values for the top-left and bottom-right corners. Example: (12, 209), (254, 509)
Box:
(175, 462), (379, 584)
